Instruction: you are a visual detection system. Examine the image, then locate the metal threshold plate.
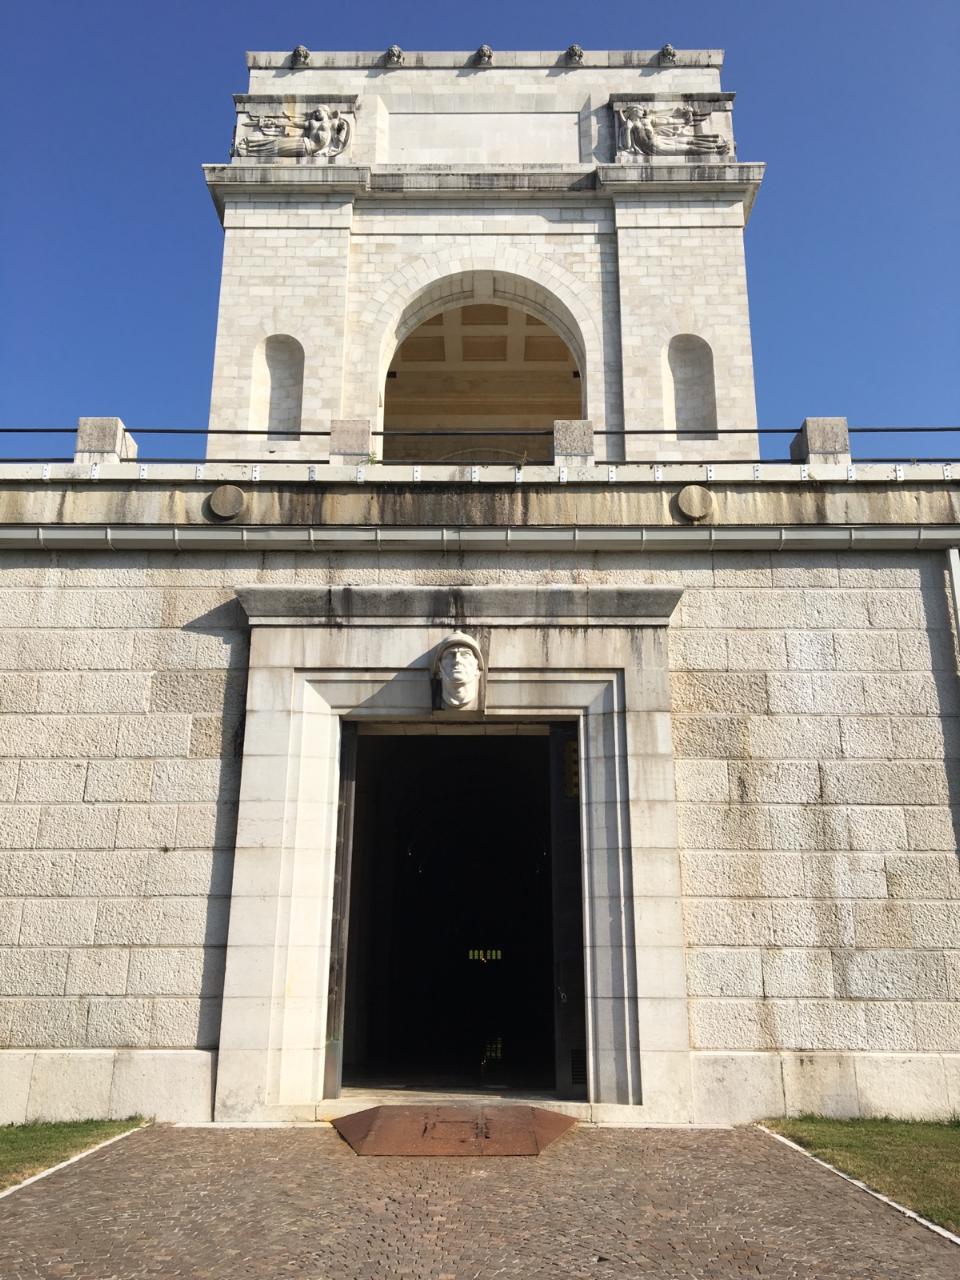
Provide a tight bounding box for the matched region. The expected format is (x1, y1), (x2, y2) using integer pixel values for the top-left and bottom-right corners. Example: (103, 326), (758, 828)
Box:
(331, 1104), (576, 1156)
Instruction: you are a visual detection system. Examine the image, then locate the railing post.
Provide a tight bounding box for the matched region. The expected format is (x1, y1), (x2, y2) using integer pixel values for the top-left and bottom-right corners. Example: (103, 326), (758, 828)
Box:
(789, 417), (851, 466)
(553, 420), (594, 466)
(329, 419), (371, 465)
(74, 418), (138, 464)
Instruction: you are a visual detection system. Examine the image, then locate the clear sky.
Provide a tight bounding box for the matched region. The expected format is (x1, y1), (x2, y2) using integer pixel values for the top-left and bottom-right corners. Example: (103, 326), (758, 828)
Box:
(1, 0), (957, 461)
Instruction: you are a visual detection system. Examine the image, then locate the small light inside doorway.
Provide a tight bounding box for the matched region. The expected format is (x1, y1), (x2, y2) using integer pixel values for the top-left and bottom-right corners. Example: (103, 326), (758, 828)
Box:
(467, 948), (502, 961)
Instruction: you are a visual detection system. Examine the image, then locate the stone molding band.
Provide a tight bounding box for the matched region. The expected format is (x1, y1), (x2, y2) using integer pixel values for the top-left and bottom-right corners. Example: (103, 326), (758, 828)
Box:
(234, 584), (684, 626)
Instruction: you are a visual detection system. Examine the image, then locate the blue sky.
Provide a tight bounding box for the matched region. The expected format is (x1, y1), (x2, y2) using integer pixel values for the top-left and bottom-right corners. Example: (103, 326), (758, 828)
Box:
(1, 0), (957, 461)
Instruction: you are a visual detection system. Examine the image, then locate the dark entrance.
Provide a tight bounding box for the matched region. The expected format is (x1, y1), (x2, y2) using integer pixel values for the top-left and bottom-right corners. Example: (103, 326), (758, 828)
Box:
(331, 728), (587, 1098)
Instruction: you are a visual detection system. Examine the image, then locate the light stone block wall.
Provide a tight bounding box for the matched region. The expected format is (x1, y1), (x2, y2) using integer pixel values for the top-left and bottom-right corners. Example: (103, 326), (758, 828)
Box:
(0, 546), (957, 1119)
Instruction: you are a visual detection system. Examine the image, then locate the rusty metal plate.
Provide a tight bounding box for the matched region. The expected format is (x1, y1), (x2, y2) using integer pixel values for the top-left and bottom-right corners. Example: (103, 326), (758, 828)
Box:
(332, 1105), (576, 1157)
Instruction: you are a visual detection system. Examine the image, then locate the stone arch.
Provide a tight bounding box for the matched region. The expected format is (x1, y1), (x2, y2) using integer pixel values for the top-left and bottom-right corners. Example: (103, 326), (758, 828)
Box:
(662, 334), (718, 438)
(249, 334), (305, 438)
(348, 246), (606, 433)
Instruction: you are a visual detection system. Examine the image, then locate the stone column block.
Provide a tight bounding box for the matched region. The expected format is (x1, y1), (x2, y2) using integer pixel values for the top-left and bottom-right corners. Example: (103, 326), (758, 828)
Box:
(329, 419), (371, 464)
(789, 417), (851, 466)
(74, 418), (138, 464)
(553, 419), (594, 464)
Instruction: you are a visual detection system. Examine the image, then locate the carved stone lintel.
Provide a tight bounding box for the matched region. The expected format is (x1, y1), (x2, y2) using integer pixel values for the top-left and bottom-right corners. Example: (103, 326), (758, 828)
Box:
(566, 43), (584, 65)
(385, 44), (404, 66)
(475, 44), (493, 66)
(234, 104), (354, 161)
(658, 43), (678, 66)
(432, 633), (485, 712)
(613, 102), (729, 160)
(291, 45), (310, 68)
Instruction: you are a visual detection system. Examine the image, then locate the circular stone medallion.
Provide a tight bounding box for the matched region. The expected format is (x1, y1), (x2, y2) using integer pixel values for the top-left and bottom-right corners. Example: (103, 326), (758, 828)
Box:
(676, 484), (714, 521)
(208, 484), (246, 519)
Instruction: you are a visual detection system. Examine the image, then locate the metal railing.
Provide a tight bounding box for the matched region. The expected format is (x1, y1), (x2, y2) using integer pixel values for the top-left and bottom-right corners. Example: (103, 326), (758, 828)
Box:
(0, 425), (957, 466)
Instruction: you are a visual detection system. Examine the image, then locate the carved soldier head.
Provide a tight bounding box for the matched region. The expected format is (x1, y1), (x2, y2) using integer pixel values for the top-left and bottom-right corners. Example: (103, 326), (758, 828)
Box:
(432, 633), (484, 711)
(291, 45), (311, 67)
(476, 44), (494, 66)
(658, 43), (678, 66)
(566, 44), (584, 65)
(386, 44), (404, 66)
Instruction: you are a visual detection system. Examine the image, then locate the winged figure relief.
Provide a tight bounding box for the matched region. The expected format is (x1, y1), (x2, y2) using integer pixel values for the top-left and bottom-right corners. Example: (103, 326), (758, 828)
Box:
(617, 104), (729, 158)
(235, 106), (352, 160)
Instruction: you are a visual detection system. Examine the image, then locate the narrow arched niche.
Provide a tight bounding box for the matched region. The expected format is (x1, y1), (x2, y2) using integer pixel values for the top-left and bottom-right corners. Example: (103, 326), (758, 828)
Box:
(662, 335), (718, 438)
(249, 335), (305, 439)
(382, 272), (585, 463)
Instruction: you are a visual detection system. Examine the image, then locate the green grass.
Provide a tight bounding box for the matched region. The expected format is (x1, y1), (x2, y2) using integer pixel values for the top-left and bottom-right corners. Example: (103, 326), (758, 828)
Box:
(765, 1115), (960, 1236)
(0, 1118), (143, 1191)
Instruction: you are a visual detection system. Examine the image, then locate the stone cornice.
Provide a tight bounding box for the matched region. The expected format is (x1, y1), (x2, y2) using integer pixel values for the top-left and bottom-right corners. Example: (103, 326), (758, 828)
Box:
(245, 50), (725, 71)
(234, 583), (684, 626)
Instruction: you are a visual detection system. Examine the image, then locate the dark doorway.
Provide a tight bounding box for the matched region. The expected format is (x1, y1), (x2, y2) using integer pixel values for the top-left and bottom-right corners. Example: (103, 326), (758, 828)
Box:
(338, 730), (585, 1096)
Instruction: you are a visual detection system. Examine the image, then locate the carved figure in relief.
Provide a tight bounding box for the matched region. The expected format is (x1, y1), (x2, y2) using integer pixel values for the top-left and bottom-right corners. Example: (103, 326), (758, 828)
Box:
(566, 43), (584, 65)
(291, 45), (311, 67)
(236, 106), (352, 160)
(385, 44), (404, 66)
(616, 104), (728, 158)
(476, 44), (493, 65)
(658, 43), (678, 65)
(432, 633), (484, 712)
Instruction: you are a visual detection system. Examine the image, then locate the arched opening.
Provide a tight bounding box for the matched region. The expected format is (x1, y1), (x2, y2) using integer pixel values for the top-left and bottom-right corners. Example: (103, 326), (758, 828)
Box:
(662, 334), (718, 438)
(249, 334), (305, 439)
(382, 287), (584, 463)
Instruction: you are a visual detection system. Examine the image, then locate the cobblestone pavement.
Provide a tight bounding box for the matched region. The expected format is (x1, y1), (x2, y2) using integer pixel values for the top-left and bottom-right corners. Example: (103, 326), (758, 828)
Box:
(0, 1124), (956, 1279)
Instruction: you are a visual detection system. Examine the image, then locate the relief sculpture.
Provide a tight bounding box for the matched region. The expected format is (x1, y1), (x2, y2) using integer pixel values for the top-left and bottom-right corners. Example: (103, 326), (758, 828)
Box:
(616, 104), (729, 159)
(235, 106), (352, 160)
(432, 633), (485, 712)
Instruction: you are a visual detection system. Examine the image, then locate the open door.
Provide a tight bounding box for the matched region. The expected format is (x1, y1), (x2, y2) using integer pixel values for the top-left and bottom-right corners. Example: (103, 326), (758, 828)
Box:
(323, 720), (357, 1098)
(549, 723), (588, 1099)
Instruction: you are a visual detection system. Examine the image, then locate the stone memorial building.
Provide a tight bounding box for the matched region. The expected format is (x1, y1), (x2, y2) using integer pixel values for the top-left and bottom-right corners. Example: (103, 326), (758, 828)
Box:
(0, 45), (958, 1126)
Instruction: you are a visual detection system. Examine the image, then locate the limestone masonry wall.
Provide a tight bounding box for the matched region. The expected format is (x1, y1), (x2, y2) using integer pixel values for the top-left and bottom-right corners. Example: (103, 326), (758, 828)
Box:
(0, 547), (957, 1100)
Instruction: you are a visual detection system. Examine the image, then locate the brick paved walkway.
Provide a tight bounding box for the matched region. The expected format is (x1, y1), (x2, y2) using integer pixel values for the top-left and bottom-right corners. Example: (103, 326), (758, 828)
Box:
(0, 1124), (955, 1278)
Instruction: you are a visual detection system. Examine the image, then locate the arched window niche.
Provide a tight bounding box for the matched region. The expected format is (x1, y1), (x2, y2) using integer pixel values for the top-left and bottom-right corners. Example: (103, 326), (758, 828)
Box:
(382, 273), (585, 463)
(249, 334), (305, 439)
(662, 334), (718, 439)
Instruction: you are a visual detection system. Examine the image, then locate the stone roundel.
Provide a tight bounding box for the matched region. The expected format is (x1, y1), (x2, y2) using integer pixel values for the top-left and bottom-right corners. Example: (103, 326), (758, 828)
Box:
(676, 484), (714, 521)
(208, 484), (246, 520)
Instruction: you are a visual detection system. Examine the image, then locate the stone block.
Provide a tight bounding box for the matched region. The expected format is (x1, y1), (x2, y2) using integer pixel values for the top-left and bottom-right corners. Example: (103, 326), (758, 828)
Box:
(152, 670), (244, 715)
(671, 672), (767, 714)
(176, 802), (239, 849)
(19, 898), (97, 946)
(152, 759), (236, 803)
(85, 760), (154, 803)
(0, 899), (23, 944)
(87, 998), (154, 1047)
(744, 715), (841, 760)
(17, 760), (88, 803)
(78, 672), (152, 715)
(803, 853), (887, 899)
(683, 899), (772, 947)
(9, 999), (87, 1047)
(114, 805), (178, 849)
(65, 948), (130, 995)
(771, 554), (839, 588)
(727, 761), (821, 803)
(885, 853), (960, 900)
(789, 417), (850, 465)
(903, 805), (960, 850)
(26, 1050), (116, 1120)
(0, 850), (74, 896)
(762, 949), (834, 998)
(127, 947), (225, 997)
(0, 714), (118, 759)
(853, 901), (915, 948)
(673, 759), (728, 802)
(726, 632), (786, 671)
(142, 848), (232, 896)
(855, 1054), (952, 1120)
(329, 418), (370, 461)
(771, 901), (853, 948)
(0, 759), (17, 802)
(116, 715), (192, 758)
(552, 419), (594, 461)
(838, 717), (892, 759)
(680, 852), (804, 898)
(820, 761), (949, 806)
(833, 950), (946, 1000)
(766, 673), (864, 715)
(690, 1051), (785, 1123)
(677, 803), (769, 851)
(160, 896), (230, 946)
(37, 804), (119, 850)
(910, 901), (960, 947)
(94, 899), (164, 946)
(72, 849), (146, 895)
(671, 715), (750, 760)
(686, 948), (762, 997)
(844, 806), (909, 851)
(0, 805), (40, 848)
(782, 1053), (859, 1118)
(668, 631), (726, 671)
(151, 997), (221, 1048)
(74, 417), (138, 463)
(834, 631), (900, 672)
(109, 1049), (215, 1122)
(783, 632), (835, 671)
(0, 673), (39, 713)
(0, 949), (68, 995)
(0, 1052), (35, 1124)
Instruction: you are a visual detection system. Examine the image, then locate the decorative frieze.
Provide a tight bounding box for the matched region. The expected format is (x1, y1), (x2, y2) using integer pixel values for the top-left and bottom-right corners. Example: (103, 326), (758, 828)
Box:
(232, 100), (356, 162)
(610, 95), (733, 162)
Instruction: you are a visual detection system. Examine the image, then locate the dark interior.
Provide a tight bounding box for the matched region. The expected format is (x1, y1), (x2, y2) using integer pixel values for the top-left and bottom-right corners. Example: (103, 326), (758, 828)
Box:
(342, 733), (556, 1092)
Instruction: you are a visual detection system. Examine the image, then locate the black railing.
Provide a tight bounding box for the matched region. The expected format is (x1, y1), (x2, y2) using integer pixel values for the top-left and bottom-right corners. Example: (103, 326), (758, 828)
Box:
(0, 425), (957, 467)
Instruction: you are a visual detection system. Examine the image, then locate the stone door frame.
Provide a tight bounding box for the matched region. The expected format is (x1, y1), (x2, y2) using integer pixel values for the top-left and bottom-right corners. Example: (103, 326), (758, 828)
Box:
(215, 586), (689, 1122)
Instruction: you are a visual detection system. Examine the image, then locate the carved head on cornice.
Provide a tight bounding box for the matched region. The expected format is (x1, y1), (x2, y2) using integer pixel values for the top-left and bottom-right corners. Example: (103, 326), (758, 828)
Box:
(291, 45), (311, 67)
(658, 43), (678, 66)
(566, 44), (584, 65)
(476, 44), (494, 66)
(432, 632), (485, 712)
(385, 44), (404, 66)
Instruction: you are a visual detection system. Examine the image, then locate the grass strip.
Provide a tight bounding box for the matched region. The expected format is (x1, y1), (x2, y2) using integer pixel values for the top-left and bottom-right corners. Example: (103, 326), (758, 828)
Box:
(0, 1118), (142, 1191)
(766, 1115), (960, 1236)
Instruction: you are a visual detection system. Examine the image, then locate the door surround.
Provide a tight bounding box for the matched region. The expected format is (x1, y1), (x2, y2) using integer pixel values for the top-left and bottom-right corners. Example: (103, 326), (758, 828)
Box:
(215, 585), (689, 1122)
